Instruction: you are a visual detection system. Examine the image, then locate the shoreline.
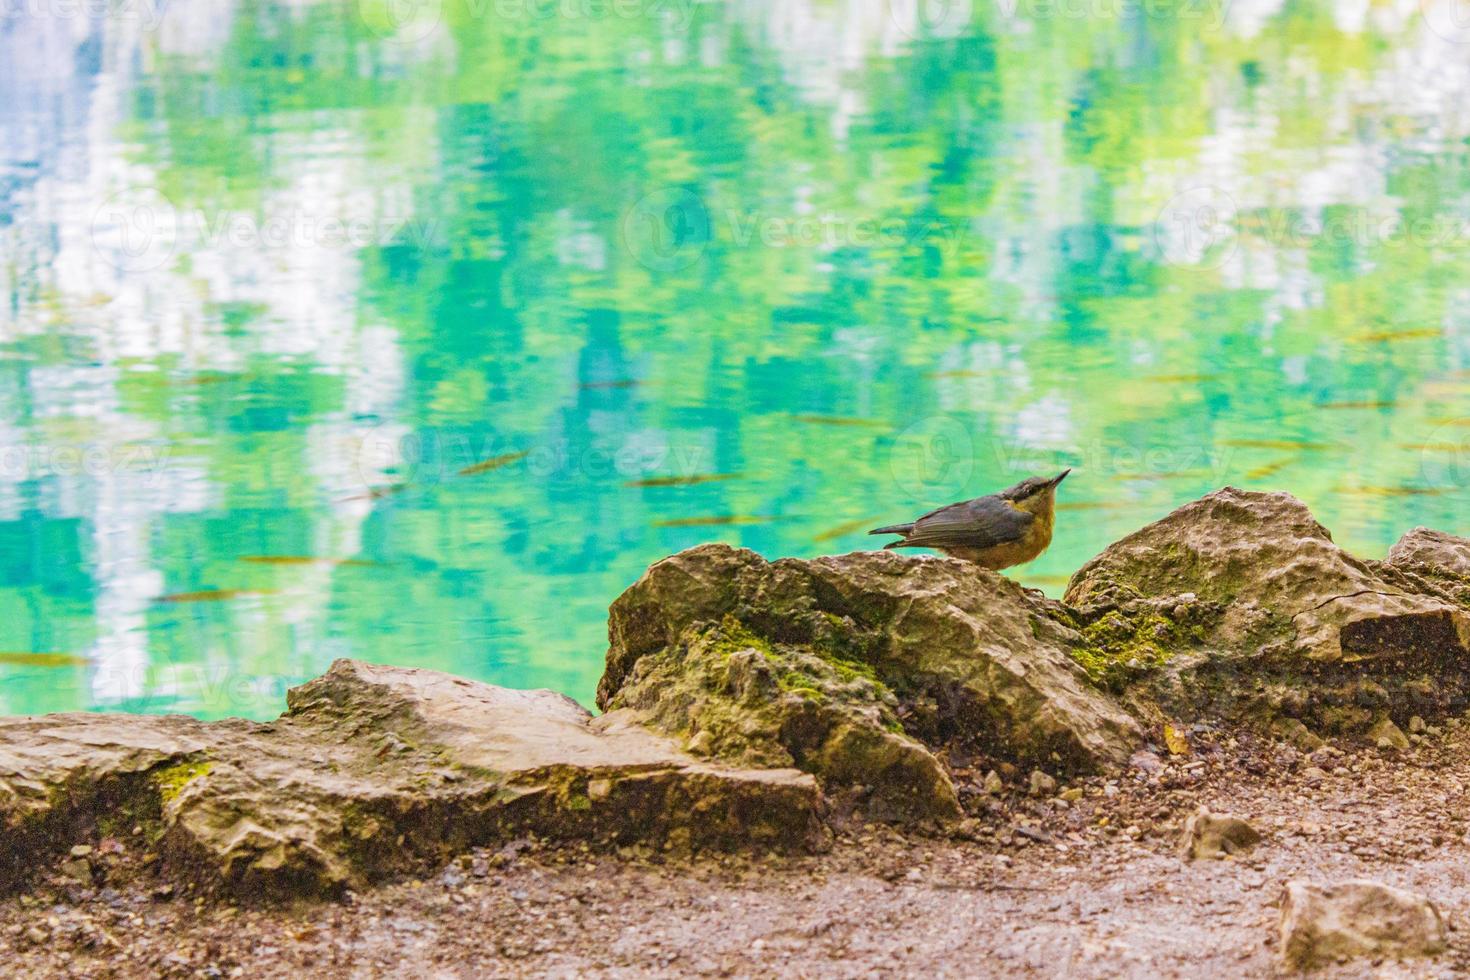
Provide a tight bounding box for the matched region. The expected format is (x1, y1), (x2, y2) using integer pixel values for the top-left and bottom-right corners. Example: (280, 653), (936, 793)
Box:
(4, 487), (1469, 974)
(5, 723), (1468, 977)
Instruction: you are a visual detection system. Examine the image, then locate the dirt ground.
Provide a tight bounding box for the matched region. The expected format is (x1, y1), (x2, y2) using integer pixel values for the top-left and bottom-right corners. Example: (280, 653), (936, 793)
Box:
(5, 720), (1470, 979)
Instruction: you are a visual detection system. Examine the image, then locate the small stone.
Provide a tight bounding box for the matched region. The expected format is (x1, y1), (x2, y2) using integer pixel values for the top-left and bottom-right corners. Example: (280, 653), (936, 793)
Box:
(24, 926), (47, 944)
(1272, 717), (1325, 753)
(1301, 766), (1329, 783)
(983, 770), (1004, 795)
(1028, 770), (1057, 796)
(1060, 787), (1083, 802)
(587, 778), (613, 802)
(1279, 879), (1447, 970)
(59, 857), (92, 882)
(685, 730), (714, 756)
(1129, 749), (1164, 774)
(1408, 716), (1427, 734)
(1179, 806), (1261, 860)
(68, 844), (94, 858)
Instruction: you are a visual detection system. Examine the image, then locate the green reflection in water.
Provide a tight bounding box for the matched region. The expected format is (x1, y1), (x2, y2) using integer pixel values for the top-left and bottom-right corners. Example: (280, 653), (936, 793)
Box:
(0, 0), (1468, 718)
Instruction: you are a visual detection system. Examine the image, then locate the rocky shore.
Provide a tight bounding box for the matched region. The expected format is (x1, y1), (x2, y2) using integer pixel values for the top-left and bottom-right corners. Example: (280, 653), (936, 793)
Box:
(4, 488), (1470, 976)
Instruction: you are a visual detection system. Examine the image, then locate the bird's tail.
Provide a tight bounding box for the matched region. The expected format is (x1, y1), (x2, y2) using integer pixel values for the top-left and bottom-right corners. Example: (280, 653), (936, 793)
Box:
(868, 523), (914, 537)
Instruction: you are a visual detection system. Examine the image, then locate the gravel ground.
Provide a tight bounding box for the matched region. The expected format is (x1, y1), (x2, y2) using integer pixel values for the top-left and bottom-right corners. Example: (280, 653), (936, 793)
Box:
(5, 719), (1470, 978)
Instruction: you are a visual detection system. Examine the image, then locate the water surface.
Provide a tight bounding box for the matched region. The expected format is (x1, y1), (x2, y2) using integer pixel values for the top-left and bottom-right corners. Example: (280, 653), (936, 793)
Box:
(2, 0), (1469, 718)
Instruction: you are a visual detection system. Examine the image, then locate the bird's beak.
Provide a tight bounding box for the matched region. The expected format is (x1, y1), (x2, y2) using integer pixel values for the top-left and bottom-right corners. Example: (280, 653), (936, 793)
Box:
(1049, 469), (1071, 487)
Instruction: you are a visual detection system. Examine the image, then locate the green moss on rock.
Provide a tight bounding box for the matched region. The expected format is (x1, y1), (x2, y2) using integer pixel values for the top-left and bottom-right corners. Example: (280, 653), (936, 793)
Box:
(151, 759), (213, 805)
(604, 620), (960, 823)
(1070, 611), (1187, 691)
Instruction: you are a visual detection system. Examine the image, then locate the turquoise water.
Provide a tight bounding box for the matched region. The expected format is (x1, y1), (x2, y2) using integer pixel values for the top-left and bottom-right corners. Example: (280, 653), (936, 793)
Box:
(1, 1), (1468, 718)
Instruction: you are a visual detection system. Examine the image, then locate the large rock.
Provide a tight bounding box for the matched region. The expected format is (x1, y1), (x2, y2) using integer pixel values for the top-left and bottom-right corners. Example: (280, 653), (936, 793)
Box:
(1386, 527), (1470, 606)
(0, 660), (823, 897)
(1279, 879), (1447, 970)
(1065, 489), (1470, 736)
(598, 545), (1143, 820)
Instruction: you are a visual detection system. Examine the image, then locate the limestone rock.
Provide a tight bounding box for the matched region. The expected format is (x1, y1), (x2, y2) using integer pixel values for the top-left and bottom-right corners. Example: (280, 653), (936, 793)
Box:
(1271, 717), (1325, 753)
(1279, 879), (1447, 970)
(1368, 716), (1410, 750)
(604, 620), (958, 822)
(598, 545), (1143, 820)
(1178, 806), (1260, 860)
(1385, 527), (1470, 612)
(0, 660), (824, 897)
(1065, 488), (1470, 736)
(1386, 527), (1470, 582)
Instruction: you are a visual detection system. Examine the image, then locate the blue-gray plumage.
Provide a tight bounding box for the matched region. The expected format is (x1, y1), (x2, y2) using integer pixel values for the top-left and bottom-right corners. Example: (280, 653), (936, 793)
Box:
(869, 470), (1070, 569)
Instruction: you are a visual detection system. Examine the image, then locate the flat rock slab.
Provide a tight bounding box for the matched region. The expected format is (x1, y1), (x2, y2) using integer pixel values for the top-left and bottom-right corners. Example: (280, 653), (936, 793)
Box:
(1279, 879), (1448, 970)
(0, 660), (823, 897)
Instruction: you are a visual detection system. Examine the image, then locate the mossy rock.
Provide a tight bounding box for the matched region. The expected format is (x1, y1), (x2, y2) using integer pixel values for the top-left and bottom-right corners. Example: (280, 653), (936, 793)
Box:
(604, 618), (960, 823)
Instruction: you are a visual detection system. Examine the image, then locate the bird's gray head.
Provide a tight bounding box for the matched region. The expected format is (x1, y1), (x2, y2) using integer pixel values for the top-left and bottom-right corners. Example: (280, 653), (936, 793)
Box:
(999, 469), (1071, 501)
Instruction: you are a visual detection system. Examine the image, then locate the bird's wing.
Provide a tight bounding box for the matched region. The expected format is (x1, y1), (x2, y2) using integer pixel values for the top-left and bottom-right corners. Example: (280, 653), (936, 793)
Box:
(898, 495), (1033, 551)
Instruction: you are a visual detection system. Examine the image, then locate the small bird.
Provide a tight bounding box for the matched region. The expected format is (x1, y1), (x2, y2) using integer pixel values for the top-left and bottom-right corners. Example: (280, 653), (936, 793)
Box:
(868, 470), (1071, 570)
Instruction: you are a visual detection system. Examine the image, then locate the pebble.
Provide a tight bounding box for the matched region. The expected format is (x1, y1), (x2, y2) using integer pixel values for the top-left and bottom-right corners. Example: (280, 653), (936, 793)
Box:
(1129, 750), (1165, 774)
(1029, 770), (1057, 796)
